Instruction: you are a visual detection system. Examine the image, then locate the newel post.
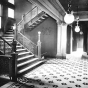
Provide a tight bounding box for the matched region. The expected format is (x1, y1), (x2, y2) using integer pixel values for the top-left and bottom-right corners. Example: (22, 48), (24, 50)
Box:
(10, 53), (18, 82)
(10, 39), (17, 82)
(37, 31), (41, 59)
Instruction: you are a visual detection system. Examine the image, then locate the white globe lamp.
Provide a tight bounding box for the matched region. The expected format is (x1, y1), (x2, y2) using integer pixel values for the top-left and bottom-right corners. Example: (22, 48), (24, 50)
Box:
(64, 12), (74, 24)
(75, 25), (80, 32)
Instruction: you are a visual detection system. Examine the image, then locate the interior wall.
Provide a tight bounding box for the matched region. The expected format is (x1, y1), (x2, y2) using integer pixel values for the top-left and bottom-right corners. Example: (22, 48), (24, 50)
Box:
(23, 17), (57, 58)
(15, 0), (34, 23)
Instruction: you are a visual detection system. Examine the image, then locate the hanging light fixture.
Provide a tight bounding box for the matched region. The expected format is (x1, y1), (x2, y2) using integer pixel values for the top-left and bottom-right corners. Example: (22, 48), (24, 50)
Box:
(75, 17), (80, 32)
(64, 0), (74, 24)
(64, 11), (74, 24)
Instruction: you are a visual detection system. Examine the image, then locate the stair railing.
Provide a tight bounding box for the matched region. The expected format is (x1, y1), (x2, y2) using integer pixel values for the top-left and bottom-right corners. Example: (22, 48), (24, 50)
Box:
(17, 6), (42, 32)
(24, 6), (42, 24)
(0, 36), (12, 55)
(0, 36), (17, 82)
(16, 6), (42, 57)
(16, 31), (38, 57)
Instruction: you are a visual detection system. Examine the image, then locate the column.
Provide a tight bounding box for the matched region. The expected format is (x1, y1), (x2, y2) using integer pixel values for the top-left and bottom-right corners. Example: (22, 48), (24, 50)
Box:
(56, 21), (67, 59)
(61, 23), (67, 59)
(56, 21), (62, 58)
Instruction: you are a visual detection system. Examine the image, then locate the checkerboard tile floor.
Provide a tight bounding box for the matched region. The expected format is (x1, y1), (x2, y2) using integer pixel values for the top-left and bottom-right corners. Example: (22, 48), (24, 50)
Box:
(18, 56), (88, 88)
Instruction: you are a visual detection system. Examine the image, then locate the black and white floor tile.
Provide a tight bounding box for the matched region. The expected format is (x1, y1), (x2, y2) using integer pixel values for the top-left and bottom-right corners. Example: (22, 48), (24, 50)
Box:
(18, 55), (88, 88)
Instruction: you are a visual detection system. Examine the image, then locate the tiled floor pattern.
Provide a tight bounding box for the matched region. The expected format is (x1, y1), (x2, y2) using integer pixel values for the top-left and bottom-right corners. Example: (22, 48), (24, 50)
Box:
(17, 56), (88, 88)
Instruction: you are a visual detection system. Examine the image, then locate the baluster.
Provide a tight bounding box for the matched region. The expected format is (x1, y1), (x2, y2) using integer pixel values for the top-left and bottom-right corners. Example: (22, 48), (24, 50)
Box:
(22, 14), (25, 29)
(37, 31), (41, 59)
(4, 40), (5, 54)
(37, 6), (38, 15)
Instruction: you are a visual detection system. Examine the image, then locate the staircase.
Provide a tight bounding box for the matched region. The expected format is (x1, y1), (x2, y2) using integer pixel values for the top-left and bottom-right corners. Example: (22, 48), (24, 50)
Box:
(0, 6), (49, 87)
(24, 11), (49, 31)
(0, 29), (45, 78)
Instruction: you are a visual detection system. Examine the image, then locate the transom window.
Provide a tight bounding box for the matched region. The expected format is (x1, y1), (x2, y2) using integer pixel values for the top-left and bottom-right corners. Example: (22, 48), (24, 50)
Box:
(0, 17), (1, 29)
(8, 0), (14, 4)
(0, 4), (2, 16)
(8, 8), (14, 18)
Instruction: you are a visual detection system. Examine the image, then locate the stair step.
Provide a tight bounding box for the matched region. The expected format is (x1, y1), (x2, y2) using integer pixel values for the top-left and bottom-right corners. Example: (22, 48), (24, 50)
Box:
(34, 21), (39, 24)
(4, 34), (14, 37)
(17, 57), (38, 67)
(9, 29), (13, 31)
(43, 14), (48, 17)
(18, 54), (34, 61)
(16, 45), (22, 47)
(40, 16), (45, 19)
(6, 31), (13, 34)
(18, 51), (30, 55)
(31, 24), (36, 27)
(16, 49), (27, 53)
(2, 36), (14, 39)
(5, 39), (13, 41)
(37, 19), (42, 22)
(0, 39), (12, 42)
(18, 60), (43, 74)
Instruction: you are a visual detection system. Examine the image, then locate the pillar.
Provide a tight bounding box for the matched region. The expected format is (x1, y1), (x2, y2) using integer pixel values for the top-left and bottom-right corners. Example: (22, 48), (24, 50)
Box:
(57, 21), (67, 59)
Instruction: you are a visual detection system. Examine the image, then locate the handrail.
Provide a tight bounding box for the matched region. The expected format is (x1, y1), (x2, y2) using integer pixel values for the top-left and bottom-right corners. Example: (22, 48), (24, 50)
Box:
(0, 36), (11, 47)
(17, 6), (37, 26)
(17, 19), (23, 26)
(19, 32), (37, 46)
(25, 6), (37, 16)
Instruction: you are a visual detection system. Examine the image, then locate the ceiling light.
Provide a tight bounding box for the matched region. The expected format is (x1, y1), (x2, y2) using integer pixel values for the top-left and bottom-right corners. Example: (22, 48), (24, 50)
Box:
(64, 0), (74, 24)
(64, 12), (74, 24)
(75, 25), (80, 32)
(75, 18), (80, 32)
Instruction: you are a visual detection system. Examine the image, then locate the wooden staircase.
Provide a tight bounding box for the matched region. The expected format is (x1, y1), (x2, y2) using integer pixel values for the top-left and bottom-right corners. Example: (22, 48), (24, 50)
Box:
(24, 11), (49, 31)
(0, 29), (45, 78)
(0, 9), (48, 87)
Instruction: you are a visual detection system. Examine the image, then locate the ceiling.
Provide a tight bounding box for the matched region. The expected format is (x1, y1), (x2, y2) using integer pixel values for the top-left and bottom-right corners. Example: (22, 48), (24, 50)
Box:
(58, 0), (88, 30)
(59, 0), (88, 12)
(29, 0), (88, 21)
(59, 0), (88, 21)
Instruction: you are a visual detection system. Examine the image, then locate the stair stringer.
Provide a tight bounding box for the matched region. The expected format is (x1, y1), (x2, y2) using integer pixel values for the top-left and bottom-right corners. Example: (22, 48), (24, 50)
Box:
(23, 11), (49, 32)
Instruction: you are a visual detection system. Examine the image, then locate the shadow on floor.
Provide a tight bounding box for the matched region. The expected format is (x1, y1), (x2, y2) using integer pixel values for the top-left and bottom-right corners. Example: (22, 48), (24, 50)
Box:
(0, 78), (10, 87)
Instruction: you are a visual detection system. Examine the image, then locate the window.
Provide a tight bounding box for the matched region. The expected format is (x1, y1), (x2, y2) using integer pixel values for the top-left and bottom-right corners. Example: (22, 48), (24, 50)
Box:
(0, 17), (1, 29)
(8, 0), (14, 4)
(0, 4), (2, 16)
(8, 8), (14, 18)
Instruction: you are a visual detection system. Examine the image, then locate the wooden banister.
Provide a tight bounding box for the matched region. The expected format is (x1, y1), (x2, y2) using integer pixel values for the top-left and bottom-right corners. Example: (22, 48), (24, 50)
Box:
(0, 36), (11, 47)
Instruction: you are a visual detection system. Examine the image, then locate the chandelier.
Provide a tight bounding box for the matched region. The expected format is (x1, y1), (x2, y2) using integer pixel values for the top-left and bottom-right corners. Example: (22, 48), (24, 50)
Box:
(64, 0), (74, 24)
(75, 17), (80, 32)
